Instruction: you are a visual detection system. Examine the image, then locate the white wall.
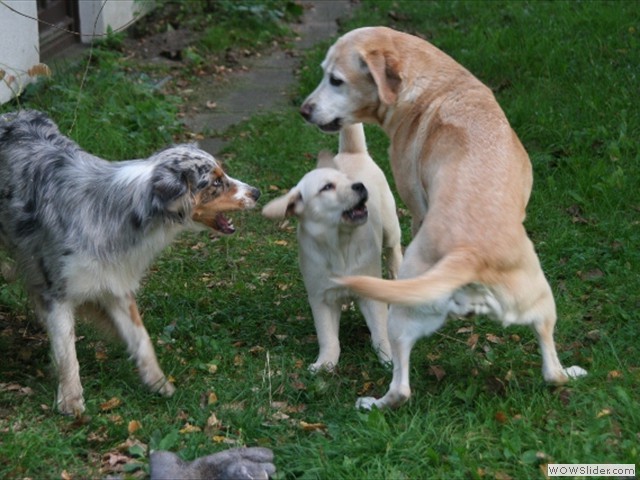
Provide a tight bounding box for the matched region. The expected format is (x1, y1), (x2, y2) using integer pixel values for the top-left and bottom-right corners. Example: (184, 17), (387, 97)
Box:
(0, 0), (40, 104)
(0, 0), (153, 105)
(78, 0), (153, 43)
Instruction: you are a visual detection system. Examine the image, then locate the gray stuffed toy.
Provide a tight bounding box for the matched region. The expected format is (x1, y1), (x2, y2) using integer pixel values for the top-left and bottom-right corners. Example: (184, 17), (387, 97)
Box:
(150, 447), (275, 480)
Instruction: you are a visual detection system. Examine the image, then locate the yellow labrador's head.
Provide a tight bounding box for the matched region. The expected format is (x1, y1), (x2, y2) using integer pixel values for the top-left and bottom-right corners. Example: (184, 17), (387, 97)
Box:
(300, 27), (403, 132)
(262, 167), (368, 229)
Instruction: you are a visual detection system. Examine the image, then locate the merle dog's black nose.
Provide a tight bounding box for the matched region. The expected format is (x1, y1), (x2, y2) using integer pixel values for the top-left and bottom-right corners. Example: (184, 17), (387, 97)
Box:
(300, 102), (313, 120)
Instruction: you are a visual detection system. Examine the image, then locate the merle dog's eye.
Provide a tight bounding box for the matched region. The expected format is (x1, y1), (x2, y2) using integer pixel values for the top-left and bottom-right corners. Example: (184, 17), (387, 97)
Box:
(329, 75), (343, 87)
(212, 177), (223, 187)
(320, 183), (335, 192)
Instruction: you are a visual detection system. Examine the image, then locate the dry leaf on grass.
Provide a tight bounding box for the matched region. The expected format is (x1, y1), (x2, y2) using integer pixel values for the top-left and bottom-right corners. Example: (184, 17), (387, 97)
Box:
(128, 420), (142, 435)
(212, 435), (240, 445)
(485, 333), (503, 344)
(179, 423), (202, 434)
(300, 420), (327, 432)
(428, 365), (446, 382)
(467, 333), (480, 350)
(494, 411), (508, 424)
(358, 381), (375, 395)
(100, 397), (122, 411)
(607, 370), (623, 380)
(596, 408), (612, 418)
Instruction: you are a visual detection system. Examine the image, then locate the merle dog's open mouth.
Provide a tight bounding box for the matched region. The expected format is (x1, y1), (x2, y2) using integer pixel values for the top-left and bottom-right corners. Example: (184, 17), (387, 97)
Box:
(318, 118), (342, 132)
(342, 199), (368, 223)
(214, 213), (236, 234)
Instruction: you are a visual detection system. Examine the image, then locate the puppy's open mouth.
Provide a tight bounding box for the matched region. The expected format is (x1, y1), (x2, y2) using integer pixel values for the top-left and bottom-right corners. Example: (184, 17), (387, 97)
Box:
(214, 213), (236, 234)
(342, 199), (368, 224)
(318, 118), (342, 132)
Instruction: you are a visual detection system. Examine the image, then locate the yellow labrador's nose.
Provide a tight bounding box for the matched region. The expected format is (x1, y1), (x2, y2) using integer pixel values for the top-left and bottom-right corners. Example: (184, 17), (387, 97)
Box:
(300, 102), (314, 120)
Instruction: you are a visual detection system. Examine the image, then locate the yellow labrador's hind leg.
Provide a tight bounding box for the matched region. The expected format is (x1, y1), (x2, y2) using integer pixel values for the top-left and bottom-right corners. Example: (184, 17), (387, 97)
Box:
(528, 282), (587, 384)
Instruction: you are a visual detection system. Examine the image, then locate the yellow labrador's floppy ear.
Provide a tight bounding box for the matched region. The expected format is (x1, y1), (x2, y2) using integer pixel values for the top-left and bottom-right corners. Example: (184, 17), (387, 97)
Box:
(362, 49), (401, 105)
(316, 150), (337, 169)
(262, 187), (303, 219)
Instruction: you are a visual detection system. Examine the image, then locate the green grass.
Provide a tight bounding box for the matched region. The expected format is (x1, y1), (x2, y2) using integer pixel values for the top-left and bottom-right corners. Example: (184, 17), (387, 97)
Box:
(1, 1), (639, 478)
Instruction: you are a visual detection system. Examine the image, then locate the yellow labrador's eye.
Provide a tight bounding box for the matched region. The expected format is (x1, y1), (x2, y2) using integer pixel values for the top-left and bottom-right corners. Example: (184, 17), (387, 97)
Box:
(320, 182), (335, 192)
(329, 74), (343, 87)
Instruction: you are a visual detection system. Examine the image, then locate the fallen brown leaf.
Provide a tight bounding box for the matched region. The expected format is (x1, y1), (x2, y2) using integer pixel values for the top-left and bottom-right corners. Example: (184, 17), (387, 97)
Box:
(494, 471), (513, 480)
(100, 397), (122, 412)
(212, 435), (239, 445)
(128, 420), (142, 435)
(579, 269), (604, 281)
(428, 365), (446, 382)
(358, 381), (375, 395)
(494, 411), (508, 424)
(179, 423), (201, 434)
(300, 420), (327, 432)
(607, 370), (623, 380)
(485, 333), (504, 344)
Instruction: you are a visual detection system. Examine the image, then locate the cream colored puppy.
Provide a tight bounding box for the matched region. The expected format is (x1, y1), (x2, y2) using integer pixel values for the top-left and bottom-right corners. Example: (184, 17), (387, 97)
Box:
(263, 123), (402, 372)
(300, 26), (586, 409)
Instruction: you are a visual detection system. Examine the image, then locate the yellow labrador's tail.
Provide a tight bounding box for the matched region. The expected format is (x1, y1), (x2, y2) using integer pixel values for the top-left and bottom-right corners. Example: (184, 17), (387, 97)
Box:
(339, 123), (367, 154)
(336, 250), (480, 306)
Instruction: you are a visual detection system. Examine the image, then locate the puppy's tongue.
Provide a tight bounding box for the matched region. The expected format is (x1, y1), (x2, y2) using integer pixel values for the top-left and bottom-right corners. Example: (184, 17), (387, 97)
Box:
(215, 213), (236, 234)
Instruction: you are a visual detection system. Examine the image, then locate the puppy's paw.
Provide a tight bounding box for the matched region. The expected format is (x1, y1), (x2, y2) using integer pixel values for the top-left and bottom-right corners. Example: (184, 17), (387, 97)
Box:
(150, 377), (176, 397)
(308, 361), (336, 374)
(57, 395), (85, 416)
(564, 365), (588, 379)
(355, 397), (378, 410)
(157, 381), (176, 397)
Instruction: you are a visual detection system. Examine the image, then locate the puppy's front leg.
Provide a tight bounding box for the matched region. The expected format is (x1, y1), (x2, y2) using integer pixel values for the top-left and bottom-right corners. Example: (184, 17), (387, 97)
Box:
(308, 300), (341, 372)
(356, 297), (391, 365)
(357, 304), (447, 410)
(37, 300), (85, 415)
(102, 293), (175, 396)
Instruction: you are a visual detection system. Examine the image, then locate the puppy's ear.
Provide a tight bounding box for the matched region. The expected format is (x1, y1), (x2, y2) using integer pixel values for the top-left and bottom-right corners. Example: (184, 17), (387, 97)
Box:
(316, 150), (337, 169)
(262, 187), (303, 219)
(361, 49), (401, 105)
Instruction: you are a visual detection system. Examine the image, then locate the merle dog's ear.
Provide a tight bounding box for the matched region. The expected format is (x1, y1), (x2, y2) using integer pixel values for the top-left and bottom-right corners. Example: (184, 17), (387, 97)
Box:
(151, 163), (191, 214)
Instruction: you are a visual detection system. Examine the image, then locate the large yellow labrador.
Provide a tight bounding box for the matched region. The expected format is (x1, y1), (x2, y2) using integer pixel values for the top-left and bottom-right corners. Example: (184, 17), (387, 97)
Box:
(300, 26), (586, 410)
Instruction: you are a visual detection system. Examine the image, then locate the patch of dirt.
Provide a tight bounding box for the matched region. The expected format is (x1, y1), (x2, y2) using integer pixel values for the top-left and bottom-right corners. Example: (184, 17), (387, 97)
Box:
(123, 28), (197, 61)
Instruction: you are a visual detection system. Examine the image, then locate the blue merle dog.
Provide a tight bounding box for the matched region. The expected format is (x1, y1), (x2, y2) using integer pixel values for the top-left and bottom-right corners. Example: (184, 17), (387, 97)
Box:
(0, 110), (260, 415)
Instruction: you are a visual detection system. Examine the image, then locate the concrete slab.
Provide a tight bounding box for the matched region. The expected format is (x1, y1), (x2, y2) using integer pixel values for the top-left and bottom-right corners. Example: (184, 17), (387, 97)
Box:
(183, 0), (353, 156)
